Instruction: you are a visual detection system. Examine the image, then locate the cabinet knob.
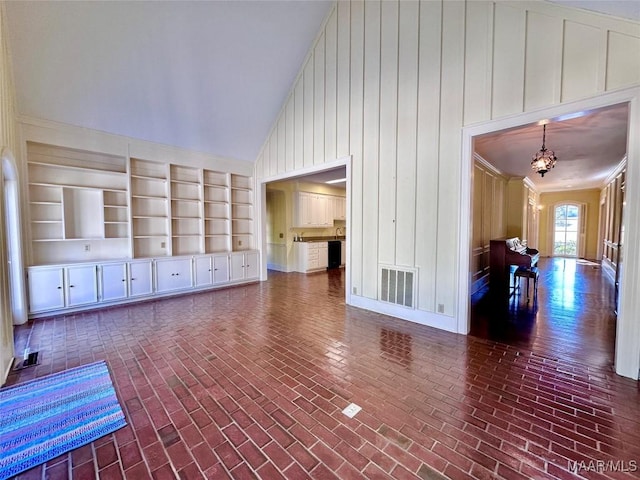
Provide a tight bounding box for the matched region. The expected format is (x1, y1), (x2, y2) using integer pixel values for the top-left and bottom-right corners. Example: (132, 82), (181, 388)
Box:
(131, 278), (136, 281)
(69, 285), (75, 288)
(122, 279), (126, 282)
(176, 273), (180, 276)
(57, 286), (62, 289)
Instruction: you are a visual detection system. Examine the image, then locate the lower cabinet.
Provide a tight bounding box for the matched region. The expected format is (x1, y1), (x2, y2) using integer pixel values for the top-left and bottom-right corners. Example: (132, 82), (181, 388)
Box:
(27, 251), (258, 316)
(230, 251), (259, 281)
(294, 242), (328, 272)
(27, 265), (98, 313)
(155, 257), (192, 293)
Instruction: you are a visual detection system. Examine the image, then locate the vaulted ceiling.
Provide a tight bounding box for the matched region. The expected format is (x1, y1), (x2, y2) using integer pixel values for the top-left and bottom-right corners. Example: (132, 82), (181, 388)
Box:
(4, 0), (637, 171)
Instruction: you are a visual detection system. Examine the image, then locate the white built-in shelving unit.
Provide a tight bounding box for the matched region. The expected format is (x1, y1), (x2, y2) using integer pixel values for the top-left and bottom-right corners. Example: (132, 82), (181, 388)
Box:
(203, 170), (231, 253)
(230, 174), (254, 251)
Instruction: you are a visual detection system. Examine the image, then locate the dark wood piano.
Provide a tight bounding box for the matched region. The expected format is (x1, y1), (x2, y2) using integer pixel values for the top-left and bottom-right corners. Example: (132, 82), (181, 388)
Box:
(490, 237), (540, 297)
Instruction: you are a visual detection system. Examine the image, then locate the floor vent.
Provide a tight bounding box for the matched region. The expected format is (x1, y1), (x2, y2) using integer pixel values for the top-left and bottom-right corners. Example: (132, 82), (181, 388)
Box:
(379, 265), (417, 309)
(13, 351), (39, 371)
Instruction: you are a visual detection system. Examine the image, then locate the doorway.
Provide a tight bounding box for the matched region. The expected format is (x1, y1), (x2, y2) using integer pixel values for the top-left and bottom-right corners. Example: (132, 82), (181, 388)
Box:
(553, 203), (580, 257)
(459, 87), (640, 379)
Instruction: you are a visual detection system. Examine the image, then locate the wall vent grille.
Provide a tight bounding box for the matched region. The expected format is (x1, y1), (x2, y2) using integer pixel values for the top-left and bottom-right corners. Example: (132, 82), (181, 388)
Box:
(379, 265), (417, 309)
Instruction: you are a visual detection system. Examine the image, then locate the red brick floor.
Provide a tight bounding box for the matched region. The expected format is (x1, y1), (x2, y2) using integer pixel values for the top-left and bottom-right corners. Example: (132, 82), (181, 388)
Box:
(7, 267), (640, 479)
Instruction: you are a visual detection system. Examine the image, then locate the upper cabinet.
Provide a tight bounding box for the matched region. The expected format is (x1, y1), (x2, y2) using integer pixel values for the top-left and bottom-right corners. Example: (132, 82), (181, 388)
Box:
(294, 191), (346, 228)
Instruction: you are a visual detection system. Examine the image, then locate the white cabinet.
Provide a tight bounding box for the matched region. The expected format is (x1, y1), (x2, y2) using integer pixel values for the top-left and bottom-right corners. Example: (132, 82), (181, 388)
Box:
(213, 254), (231, 284)
(294, 242), (328, 272)
(27, 264), (98, 313)
(66, 265), (98, 306)
(230, 251), (259, 282)
(27, 266), (65, 312)
(156, 257), (193, 293)
(100, 263), (128, 302)
(341, 241), (346, 266)
(294, 192), (332, 228)
(128, 260), (154, 297)
(333, 196), (346, 221)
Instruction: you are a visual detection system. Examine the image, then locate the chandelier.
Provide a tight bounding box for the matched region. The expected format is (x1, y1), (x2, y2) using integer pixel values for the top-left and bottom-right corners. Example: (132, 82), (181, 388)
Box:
(531, 124), (557, 177)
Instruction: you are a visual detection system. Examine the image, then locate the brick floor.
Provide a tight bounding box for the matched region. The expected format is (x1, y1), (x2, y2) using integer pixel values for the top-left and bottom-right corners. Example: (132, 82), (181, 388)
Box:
(6, 266), (640, 479)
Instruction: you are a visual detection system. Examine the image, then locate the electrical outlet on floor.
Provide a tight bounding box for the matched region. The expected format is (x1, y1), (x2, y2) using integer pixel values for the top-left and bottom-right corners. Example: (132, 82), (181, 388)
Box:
(342, 403), (362, 418)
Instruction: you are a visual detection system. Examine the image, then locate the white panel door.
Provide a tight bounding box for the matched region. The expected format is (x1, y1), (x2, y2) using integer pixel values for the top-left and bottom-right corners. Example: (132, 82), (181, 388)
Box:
(101, 263), (128, 302)
(129, 260), (153, 297)
(213, 254), (230, 284)
(66, 265), (98, 307)
(194, 256), (213, 287)
(318, 243), (328, 269)
(230, 252), (245, 281)
(27, 266), (65, 312)
(244, 252), (259, 279)
(156, 258), (192, 293)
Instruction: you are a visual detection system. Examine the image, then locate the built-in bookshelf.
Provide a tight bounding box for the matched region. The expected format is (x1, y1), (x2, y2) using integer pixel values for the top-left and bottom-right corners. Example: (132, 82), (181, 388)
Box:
(170, 165), (202, 256)
(203, 170), (230, 253)
(26, 142), (129, 264)
(130, 158), (170, 258)
(231, 174), (253, 251)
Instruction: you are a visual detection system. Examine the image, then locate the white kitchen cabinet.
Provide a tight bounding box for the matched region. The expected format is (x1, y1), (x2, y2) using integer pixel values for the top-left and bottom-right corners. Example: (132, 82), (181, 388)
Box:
(27, 264), (98, 313)
(333, 196), (346, 221)
(294, 192), (332, 228)
(155, 257), (192, 293)
(294, 242), (328, 272)
(230, 251), (259, 281)
(194, 255), (213, 287)
(128, 260), (154, 297)
(27, 266), (65, 312)
(100, 263), (128, 302)
(341, 241), (346, 266)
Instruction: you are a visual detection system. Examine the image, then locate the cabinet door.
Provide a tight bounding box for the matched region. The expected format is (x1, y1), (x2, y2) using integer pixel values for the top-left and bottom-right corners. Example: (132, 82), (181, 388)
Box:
(27, 266), (65, 312)
(129, 261), (153, 297)
(66, 265), (98, 307)
(244, 251), (259, 279)
(318, 244), (328, 269)
(213, 255), (230, 284)
(230, 253), (245, 281)
(194, 256), (213, 287)
(337, 196), (346, 220)
(156, 258), (192, 292)
(341, 241), (346, 266)
(101, 263), (128, 302)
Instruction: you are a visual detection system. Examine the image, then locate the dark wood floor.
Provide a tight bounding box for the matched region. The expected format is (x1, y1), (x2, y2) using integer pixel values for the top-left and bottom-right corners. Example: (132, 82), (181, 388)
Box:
(470, 257), (618, 370)
(7, 264), (640, 480)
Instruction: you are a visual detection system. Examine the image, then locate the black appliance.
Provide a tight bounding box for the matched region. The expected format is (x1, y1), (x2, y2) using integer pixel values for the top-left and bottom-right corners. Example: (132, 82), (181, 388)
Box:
(328, 241), (341, 269)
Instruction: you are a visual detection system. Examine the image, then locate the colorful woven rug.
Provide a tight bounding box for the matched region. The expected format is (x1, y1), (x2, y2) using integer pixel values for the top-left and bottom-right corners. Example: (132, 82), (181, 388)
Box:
(0, 361), (126, 479)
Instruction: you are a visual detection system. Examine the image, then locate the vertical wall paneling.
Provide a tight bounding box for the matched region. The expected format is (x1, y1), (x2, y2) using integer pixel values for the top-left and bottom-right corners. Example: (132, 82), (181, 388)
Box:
(524, 11), (563, 110)
(349, 1), (365, 296)
(325, 9), (338, 163)
(277, 116), (285, 174)
(463, 1), (493, 125)
(395, 0), (418, 267)
(262, 140), (270, 179)
(436, 0), (465, 317)
(378, 0), (398, 267)
(362, 0), (381, 299)
(492, 3), (526, 118)
(269, 131), (277, 176)
(607, 31), (640, 91)
(336, 1), (351, 158)
(414, 0), (442, 313)
(294, 80), (304, 170)
(285, 97), (294, 172)
(562, 21), (600, 102)
(303, 59), (314, 168)
(314, 33), (325, 165)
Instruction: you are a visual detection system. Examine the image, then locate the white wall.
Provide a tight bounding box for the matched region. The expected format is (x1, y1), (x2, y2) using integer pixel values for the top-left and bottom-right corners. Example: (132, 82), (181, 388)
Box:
(254, 1), (640, 332)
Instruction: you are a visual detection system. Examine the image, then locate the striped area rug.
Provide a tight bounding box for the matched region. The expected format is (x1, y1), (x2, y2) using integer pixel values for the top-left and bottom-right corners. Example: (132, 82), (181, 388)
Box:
(0, 361), (126, 479)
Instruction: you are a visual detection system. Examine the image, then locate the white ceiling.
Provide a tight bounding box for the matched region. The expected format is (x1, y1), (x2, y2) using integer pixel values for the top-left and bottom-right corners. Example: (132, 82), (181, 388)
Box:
(5, 0), (333, 162)
(474, 103), (629, 192)
(4, 0), (636, 168)
(548, 0), (640, 21)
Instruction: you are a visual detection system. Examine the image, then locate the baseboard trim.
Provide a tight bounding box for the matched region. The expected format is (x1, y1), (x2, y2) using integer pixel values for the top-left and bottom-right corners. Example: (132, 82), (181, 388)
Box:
(348, 295), (458, 333)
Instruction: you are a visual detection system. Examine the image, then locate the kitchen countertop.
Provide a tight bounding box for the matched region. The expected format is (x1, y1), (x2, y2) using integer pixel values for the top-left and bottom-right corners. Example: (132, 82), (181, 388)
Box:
(294, 236), (346, 243)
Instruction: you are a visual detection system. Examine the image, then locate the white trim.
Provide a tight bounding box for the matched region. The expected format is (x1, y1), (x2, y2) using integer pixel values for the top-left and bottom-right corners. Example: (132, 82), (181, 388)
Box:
(604, 155), (628, 187)
(473, 152), (506, 178)
(459, 85), (640, 379)
(350, 295), (457, 333)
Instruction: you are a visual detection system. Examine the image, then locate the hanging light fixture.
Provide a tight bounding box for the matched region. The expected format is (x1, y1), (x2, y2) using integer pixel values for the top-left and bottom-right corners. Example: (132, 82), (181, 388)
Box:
(531, 124), (557, 177)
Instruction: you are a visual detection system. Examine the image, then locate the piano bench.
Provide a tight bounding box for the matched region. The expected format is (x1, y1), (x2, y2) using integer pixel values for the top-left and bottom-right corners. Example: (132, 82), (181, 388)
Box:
(514, 266), (539, 302)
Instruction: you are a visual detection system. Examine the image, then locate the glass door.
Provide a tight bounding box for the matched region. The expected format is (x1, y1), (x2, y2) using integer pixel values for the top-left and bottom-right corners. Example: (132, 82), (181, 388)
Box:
(554, 204), (579, 256)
